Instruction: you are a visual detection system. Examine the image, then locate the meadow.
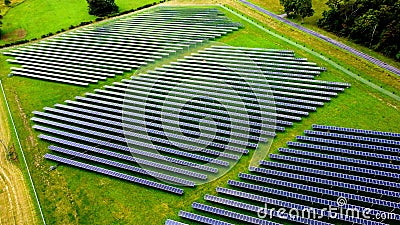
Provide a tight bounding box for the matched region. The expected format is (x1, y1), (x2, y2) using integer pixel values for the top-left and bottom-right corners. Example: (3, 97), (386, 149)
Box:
(0, 0), (399, 224)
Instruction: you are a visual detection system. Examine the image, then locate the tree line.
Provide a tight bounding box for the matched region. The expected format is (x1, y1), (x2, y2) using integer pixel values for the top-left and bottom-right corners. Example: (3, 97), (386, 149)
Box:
(280, 0), (400, 61)
(318, 0), (400, 61)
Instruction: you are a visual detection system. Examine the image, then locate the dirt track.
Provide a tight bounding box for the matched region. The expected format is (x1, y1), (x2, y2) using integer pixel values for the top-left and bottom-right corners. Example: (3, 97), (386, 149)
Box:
(0, 94), (37, 225)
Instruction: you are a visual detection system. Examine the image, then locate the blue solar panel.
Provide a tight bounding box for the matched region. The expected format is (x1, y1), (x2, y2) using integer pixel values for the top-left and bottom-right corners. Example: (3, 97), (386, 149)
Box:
(65, 99), (272, 140)
(297, 136), (400, 154)
(51, 146), (195, 186)
(138, 73), (325, 106)
(287, 141), (400, 162)
(33, 111), (246, 157)
(304, 130), (400, 146)
(227, 180), (398, 222)
(116, 80), (310, 116)
(36, 125), (229, 166)
(95, 87), (302, 122)
(178, 211), (233, 225)
(165, 219), (188, 225)
(44, 154), (184, 195)
(312, 124), (400, 139)
(259, 160), (400, 189)
(82, 92), (288, 130)
(42, 135), (216, 174)
(49, 144), (206, 180)
(204, 194), (333, 225)
(269, 154), (400, 180)
(249, 166), (399, 198)
(54, 103), (261, 147)
(239, 172), (399, 208)
(216, 187), (390, 225)
(279, 148), (400, 171)
(123, 77), (317, 111)
(192, 202), (282, 225)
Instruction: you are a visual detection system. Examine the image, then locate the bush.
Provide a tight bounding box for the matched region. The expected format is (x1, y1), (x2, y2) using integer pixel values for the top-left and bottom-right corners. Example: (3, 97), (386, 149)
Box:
(87, 0), (119, 17)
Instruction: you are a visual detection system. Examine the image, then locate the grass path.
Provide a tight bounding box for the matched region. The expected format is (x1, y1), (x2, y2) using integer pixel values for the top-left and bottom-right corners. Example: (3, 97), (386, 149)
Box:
(0, 80), (38, 225)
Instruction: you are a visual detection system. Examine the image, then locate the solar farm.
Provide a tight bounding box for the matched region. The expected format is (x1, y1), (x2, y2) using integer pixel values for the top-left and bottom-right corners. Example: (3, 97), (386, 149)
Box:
(166, 125), (400, 225)
(0, 2), (399, 225)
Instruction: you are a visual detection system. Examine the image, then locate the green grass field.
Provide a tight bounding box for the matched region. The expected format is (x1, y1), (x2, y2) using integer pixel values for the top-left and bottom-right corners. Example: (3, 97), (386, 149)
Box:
(0, 0), (399, 224)
(0, 0), (157, 44)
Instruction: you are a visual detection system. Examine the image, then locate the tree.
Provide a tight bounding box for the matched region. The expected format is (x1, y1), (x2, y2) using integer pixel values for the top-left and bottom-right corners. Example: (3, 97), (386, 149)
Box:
(0, 15), (3, 39)
(4, 0), (11, 5)
(86, 0), (119, 17)
(280, 0), (314, 23)
(296, 0), (314, 23)
(318, 0), (400, 61)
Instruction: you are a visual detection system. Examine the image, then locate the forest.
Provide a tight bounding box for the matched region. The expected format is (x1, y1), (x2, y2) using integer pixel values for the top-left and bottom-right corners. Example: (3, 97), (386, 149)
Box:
(318, 0), (400, 61)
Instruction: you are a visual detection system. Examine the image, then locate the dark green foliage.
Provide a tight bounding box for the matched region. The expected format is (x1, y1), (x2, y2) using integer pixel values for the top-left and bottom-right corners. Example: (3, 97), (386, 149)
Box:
(318, 0), (400, 61)
(279, 0), (314, 21)
(4, 0), (11, 5)
(87, 0), (119, 17)
(0, 15), (2, 37)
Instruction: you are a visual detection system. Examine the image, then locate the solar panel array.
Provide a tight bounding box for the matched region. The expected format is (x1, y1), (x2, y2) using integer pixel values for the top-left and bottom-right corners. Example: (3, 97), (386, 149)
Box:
(33, 46), (349, 195)
(166, 125), (399, 224)
(3, 7), (241, 86)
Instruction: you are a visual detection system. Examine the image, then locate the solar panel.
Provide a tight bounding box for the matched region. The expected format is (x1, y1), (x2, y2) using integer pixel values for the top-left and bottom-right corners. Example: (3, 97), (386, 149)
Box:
(259, 160), (400, 189)
(287, 141), (400, 162)
(44, 154), (184, 195)
(49, 145), (207, 180)
(41, 135), (216, 174)
(249, 166), (399, 198)
(304, 130), (400, 146)
(279, 148), (400, 171)
(165, 219), (188, 225)
(51, 146), (195, 186)
(192, 202), (281, 225)
(33, 110), (247, 156)
(239, 172), (399, 208)
(204, 194), (334, 225)
(178, 211), (233, 225)
(35, 126), (229, 167)
(312, 124), (400, 139)
(5, 7), (241, 85)
(270, 154), (400, 180)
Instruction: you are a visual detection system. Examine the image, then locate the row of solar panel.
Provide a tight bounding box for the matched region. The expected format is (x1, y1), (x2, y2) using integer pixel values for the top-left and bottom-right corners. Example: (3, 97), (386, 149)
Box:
(71, 94), (282, 134)
(137, 73), (325, 106)
(167, 126), (398, 224)
(88, 89), (292, 128)
(33, 109), (249, 155)
(287, 141), (400, 163)
(36, 125), (230, 167)
(279, 148), (399, 171)
(124, 76), (318, 111)
(305, 130), (400, 146)
(239, 172), (399, 208)
(114, 79), (310, 116)
(59, 99), (270, 141)
(270, 154), (400, 180)
(5, 7), (240, 85)
(42, 135), (217, 174)
(154, 64), (338, 95)
(249, 166), (399, 198)
(144, 70), (333, 101)
(45, 154), (184, 195)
